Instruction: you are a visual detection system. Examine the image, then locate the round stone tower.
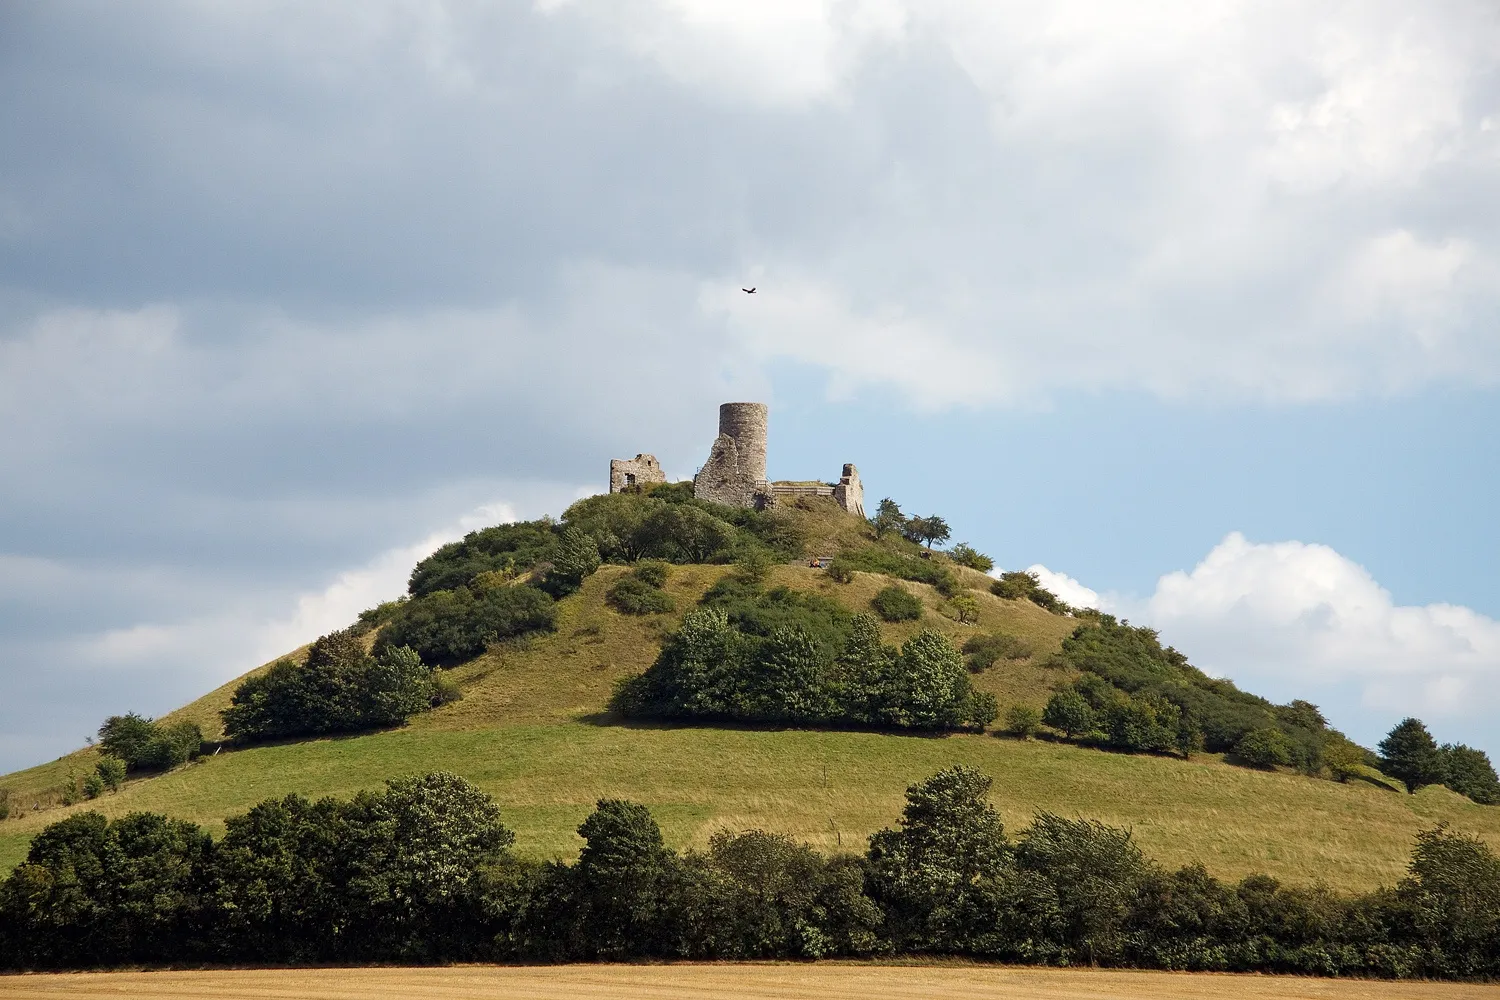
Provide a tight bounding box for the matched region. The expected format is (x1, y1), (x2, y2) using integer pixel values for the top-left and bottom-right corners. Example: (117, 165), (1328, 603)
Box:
(717, 402), (768, 483)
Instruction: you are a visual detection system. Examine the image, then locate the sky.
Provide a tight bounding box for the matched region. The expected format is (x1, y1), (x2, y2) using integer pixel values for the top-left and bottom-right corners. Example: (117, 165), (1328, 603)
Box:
(2, 0), (1499, 772)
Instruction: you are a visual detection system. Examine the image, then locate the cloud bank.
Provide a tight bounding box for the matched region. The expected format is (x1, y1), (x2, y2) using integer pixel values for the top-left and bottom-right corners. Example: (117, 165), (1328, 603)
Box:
(1036, 533), (1500, 747)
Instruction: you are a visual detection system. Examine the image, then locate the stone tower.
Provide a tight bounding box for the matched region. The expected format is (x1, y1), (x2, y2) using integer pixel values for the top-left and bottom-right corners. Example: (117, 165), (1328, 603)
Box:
(693, 401), (769, 506)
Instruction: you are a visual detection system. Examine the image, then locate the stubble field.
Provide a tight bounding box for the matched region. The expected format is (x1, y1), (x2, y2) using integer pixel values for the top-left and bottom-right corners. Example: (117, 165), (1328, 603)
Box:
(0, 964), (1493, 1000)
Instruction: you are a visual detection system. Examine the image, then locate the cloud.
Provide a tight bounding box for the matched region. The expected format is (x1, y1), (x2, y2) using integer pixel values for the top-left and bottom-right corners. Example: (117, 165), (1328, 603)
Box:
(1144, 533), (1500, 724)
(1008, 534), (1500, 747)
(1025, 565), (1101, 611)
(2, 1), (1499, 770)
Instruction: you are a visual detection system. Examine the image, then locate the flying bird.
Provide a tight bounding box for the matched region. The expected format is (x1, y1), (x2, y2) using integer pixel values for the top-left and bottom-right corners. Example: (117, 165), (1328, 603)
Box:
(742, 287), (756, 294)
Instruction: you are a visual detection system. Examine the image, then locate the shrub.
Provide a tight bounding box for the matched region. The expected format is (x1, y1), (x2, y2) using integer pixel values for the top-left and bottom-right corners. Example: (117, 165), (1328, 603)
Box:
(826, 557), (855, 583)
(871, 584), (922, 622)
(97, 714), (203, 773)
(948, 543), (994, 572)
(1235, 728), (1293, 769)
(540, 526), (602, 596)
(408, 519), (559, 597)
(1323, 738), (1367, 782)
(990, 571), (1069, 613)
(607, 576), (675, 615)
(834, 545), (960, 595)
(431, 673), (464, 706)
(95, 756), (126, 792)
(1006, 704), (1041, 739)
(948, 593), (980, 624)
(632, 560), (670, 588)
(966, 691), (999, 729)
(381, 583), (556, 665)
(1044, 689), (1095, 738)
(82, 774), (104, 800)
(962, 632), (1033, 671)
(0, 789), (8, 821)
(222, 631), (436, 742)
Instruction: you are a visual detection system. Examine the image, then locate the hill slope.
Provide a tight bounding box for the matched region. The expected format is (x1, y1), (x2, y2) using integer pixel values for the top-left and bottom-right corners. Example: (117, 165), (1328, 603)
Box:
(2, 499), (1496, 890)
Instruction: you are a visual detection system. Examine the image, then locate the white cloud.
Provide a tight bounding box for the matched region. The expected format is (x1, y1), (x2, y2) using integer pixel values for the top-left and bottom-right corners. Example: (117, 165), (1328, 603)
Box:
(991, 564), (1100, 610)
(1008, 534), (1500, 745)
(1144, 533), (1500, 719)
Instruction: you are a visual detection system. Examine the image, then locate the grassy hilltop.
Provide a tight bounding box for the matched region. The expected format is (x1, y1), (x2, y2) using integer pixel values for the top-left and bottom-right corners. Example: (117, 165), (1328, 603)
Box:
(1, 494), (1496, 891)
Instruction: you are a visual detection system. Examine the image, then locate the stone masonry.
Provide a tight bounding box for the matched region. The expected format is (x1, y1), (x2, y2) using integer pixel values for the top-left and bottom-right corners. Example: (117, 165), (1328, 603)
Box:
(610, 402), (864, 517)
(608, 453), (666, 493)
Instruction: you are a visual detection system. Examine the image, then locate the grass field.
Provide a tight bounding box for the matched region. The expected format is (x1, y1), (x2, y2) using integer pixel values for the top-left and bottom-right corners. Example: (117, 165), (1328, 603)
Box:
(2, 503), (1498, 889)
(1, 963), (1494, 1000)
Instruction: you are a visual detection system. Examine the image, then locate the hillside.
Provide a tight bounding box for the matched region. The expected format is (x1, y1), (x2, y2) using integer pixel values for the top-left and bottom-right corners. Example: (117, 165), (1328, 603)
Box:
(2, 495), (1497, 891)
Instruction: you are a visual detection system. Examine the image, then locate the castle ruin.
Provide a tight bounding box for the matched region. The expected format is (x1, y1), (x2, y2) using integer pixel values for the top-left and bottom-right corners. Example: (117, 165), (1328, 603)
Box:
(608, 402), (864, 518)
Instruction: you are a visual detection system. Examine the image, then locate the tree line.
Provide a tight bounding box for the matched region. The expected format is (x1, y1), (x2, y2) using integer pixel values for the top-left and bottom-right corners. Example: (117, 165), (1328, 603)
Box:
(2, 766), (1498, 979)
(611, 569), (997, 731)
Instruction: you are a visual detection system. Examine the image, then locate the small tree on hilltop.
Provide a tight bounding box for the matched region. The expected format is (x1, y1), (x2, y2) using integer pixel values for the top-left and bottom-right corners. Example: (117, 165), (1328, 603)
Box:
(902, 515), (951, 549)
(948, 543), (994, 572)
(1379, 717), (1448, 794)
(872, 498), (905, 539)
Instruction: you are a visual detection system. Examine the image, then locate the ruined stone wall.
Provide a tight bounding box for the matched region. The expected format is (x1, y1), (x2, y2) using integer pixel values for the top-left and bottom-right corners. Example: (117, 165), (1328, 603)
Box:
(693, 434), (763, 507)
(609, 454), (666, 493)
(693, 402), (769, 508)
(833, 463), (865, 518)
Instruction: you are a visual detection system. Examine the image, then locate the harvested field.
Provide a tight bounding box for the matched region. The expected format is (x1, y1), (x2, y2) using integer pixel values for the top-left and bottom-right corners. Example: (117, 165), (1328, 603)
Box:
(0, 964), (1492, 1000)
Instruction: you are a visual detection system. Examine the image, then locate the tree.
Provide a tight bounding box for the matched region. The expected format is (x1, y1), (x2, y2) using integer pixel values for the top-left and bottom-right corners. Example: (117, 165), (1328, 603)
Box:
(949, 593), (980, 625)
(1379, 718), (1448, 794)
(865, 765), (1011, 952)
(948, 543), (994, 573)
(871, 498), (904, 539)
(1323, 739), (1367, 783)
(1442, 744), (1500, 805)
(1043, 690), (1094, 739)
(1234, 728), (1293, 770)
(95, 756), (126, 793)
(544, 526), (601, 595)
(568, 799), (678, 958)
(916, 515), (951, 549)
(96, 714), (202, 773)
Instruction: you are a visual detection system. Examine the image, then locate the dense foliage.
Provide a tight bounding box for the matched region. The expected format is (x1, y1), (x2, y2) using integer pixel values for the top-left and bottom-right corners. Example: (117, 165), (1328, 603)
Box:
(990, 570), (1069, 613)
(1046, 614), (1333, 765)
(1377, 718), (1500, 803)
(380, 582), (557, 666)
(561, 490), (806, 566)
(408, 520), (560, 598)
(4, 766), (1500, 978)
(222, 629), (438, 742)
(829, 546), (961, 597)
(962, 632), (1033, 672)
(606, 562), (676, 615)
(95, 714), (203, 773)
(613, 603), (995, 731)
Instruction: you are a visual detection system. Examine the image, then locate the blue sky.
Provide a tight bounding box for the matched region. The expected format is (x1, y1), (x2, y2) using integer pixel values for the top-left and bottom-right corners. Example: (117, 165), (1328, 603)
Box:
(2, 1), (1499, 771)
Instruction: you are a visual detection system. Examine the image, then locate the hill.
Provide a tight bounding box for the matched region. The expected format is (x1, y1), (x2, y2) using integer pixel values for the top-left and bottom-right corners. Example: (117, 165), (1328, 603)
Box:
(1, 494), (1496, 891)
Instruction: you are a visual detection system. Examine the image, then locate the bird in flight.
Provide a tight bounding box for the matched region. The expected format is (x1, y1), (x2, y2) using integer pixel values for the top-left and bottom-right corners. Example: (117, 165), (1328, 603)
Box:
(742, 287), (756, 294)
